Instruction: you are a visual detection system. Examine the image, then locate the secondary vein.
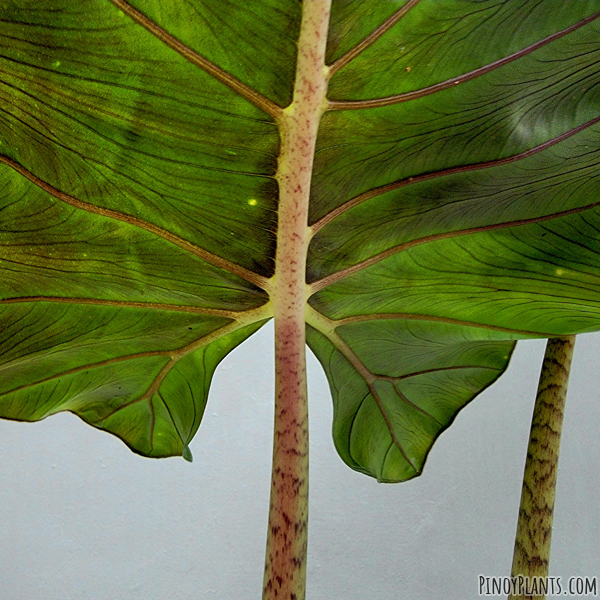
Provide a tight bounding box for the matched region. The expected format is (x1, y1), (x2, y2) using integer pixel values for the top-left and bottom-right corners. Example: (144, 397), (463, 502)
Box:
(310, 114), (600, 233)
(306, 305), (419, 472)
(0, 154), (269, 290)
(328, 11), (600, 110)
(310, 191), (600, 293)
(328, 0), (422, 76)
(332, 313), (546, 337)
(93, 310), (266, 422)
(0, 304), (270, 406)
(109, 0), (282, 119)
(0, 350), (169, 399)
(0, 296), (251, 319)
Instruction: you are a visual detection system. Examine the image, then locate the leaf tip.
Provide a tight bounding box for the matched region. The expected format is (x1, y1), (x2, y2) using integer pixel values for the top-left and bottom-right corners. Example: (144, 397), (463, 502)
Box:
(182, 446), (193, 463)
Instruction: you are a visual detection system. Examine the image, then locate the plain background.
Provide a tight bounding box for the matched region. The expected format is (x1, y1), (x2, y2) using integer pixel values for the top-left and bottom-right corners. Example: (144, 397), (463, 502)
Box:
(0, 323), (598, 600)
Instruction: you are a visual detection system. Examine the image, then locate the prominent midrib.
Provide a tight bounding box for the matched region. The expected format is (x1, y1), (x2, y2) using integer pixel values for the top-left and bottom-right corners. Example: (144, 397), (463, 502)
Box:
(263, 3), (331, 599)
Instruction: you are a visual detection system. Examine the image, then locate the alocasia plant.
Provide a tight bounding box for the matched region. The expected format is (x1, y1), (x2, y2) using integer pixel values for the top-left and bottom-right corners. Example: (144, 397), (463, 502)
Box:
(1, 0), (599, 597)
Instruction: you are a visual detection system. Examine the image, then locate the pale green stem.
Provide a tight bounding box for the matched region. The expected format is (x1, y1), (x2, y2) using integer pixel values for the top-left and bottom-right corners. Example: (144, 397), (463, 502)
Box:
(262, 2), (331, 599)
(508, 335), (576, 600)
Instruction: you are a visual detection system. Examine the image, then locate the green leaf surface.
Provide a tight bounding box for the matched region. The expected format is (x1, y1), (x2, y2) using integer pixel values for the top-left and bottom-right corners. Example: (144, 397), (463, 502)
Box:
(1, 0), (600, 481)
(306, 313), (527, 481)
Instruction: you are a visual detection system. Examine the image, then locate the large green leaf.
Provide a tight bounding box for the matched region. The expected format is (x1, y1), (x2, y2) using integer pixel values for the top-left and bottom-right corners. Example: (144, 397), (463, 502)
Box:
(1, 0), (599, 481)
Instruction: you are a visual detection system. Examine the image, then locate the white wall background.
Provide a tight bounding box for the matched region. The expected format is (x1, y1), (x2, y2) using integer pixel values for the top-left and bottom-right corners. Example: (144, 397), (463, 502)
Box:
(0, 324), (598, 600)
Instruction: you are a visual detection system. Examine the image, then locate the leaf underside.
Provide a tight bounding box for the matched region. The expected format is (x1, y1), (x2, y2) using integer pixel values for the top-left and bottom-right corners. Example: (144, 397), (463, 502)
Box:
(1, 0), (599, 481)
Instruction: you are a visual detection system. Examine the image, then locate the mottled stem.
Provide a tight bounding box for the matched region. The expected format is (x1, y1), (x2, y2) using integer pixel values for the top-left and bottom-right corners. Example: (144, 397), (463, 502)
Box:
(262, 2), (331, 599)
(509, 336), (576, 600)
